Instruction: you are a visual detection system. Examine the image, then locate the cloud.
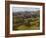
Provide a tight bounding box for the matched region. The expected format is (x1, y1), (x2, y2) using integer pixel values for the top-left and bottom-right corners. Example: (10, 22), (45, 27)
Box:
(12, 7), (40, 13)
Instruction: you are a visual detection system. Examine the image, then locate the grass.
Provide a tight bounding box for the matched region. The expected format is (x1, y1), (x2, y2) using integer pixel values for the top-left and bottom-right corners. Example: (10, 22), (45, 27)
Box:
(13, 16), (40, 30)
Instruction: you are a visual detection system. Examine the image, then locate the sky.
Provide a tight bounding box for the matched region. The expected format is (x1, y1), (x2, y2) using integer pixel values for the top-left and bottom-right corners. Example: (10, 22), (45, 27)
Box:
(12, 7), (40, 13)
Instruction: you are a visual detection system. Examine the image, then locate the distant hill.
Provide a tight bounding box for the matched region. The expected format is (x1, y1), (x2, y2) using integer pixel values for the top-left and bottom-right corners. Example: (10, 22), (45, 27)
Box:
(13, 10), (40, 18)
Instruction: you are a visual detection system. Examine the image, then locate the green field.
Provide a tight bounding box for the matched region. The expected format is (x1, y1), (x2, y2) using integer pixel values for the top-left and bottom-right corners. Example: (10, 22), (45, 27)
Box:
(13, 16), (40, 30)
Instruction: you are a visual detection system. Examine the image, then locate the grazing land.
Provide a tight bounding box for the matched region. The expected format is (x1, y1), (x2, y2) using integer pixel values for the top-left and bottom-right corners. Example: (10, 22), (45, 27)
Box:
(13, 10), (40, 30)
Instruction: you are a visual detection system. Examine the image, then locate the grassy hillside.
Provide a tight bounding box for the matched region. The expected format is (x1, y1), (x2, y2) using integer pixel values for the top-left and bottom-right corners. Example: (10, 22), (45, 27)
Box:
(13, 10), (40, 30)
